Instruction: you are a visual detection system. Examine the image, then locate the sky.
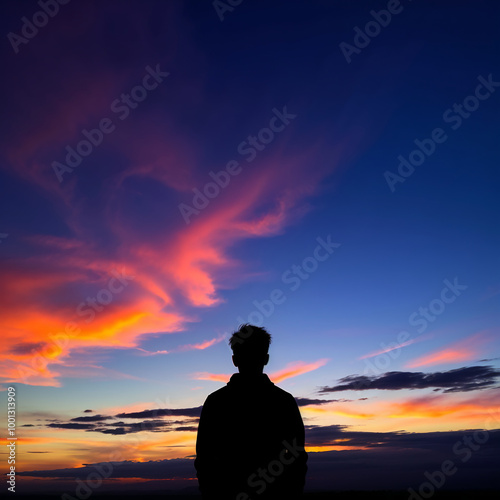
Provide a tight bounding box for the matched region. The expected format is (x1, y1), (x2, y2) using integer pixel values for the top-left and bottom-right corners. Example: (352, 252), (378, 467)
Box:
(1, 0), (499, 495)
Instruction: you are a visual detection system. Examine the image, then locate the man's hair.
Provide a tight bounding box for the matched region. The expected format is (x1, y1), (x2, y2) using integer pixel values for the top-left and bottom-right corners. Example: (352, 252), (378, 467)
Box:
(229, 324), (272, 358)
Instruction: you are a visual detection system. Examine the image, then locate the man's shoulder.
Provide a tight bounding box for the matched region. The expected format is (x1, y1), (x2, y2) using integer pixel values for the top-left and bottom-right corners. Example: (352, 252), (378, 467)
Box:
(203, 385), (233, 407)
(206, 385), (230, 400)
(271, 383), (296, 402)
(205, 379), (296, 403)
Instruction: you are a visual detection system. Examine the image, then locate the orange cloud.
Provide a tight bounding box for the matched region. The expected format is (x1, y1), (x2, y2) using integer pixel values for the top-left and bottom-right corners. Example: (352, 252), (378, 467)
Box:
(387, 390), (500, 423)
(270, 359), (330, 383)
(192, 372), (231, 383)
(406, 332), (491, 368)
(305, 445), (369, 452)
(305, 405), (374, 419)
(177, 334), (227, 352)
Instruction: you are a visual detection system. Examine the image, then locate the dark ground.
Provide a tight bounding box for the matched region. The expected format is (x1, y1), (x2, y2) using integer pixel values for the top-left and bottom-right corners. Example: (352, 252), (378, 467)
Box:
(8, 491), (500, 500)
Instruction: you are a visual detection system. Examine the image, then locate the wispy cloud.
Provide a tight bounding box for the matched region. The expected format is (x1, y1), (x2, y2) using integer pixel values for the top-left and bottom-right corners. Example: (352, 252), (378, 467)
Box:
(135, 333), (226, 356)
(135, 348), (170, 356)
(295, 397), (353, 407)
(405, 332), (491, 368)
(192, 372), (231, 383)
(176, 334), (227, 352)
(270, 359), (329, 383)
(358, 335), (430, 360)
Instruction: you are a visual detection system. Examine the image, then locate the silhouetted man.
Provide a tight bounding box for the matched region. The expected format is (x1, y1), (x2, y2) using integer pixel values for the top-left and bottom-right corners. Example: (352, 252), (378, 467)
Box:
(195, 324), (307, 500)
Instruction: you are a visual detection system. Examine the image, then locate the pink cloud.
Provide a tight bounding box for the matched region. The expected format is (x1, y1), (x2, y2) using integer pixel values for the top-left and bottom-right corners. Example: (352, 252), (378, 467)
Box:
(405, 332), (492, 369)
(270, 359), (330, 383)
(192, 372), (231, 383)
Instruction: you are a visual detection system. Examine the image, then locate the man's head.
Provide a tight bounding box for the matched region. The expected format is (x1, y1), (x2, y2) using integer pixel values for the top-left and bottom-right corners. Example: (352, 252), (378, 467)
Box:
(229, 324), (271, 374)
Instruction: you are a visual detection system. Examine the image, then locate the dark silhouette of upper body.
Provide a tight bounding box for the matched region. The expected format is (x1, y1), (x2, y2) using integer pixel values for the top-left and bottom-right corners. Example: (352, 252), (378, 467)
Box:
(195, 324), (307, 500)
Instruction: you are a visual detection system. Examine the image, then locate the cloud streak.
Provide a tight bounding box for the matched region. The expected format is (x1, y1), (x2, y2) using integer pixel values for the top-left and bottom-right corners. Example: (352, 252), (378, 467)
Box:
(406, 332), (491, 368)
(271, 359), (330, 383)
(135, 333), (227, 356)
(358, 335), (430, 360)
